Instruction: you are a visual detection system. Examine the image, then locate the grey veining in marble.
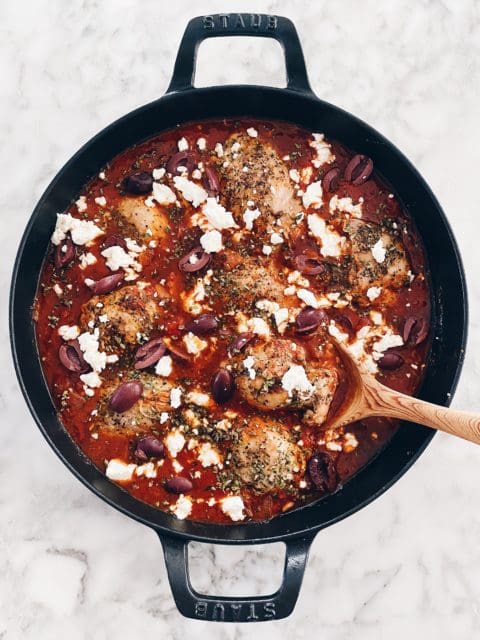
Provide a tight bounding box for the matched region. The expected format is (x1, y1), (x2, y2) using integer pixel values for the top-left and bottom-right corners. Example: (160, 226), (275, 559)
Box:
(2, 0), (480, 637)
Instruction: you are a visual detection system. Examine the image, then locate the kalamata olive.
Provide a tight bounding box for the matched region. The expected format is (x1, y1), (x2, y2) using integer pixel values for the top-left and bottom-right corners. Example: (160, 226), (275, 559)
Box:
(134, 337), (167, 370)
(88, 272), (125, 295)
(377, 351), (404, 370)
(322, 167), (341, 193)
(293, 253), (328, 276)
(212, 368), (235, 404)
(203, 165), (220, 196)
(308, 452), (338, 493)
(228, 333), (254, 355)
(165, 476), (193, 494)
(58, 340), (89, 373)
(54, 236), (75, 269)
(184, 313), (218, 335)
(167, 151), (195, 175)
(134, 436), (165, 462)
(178, 246), (211, 272)
(344, 154), (374, 185)
(108, 381), (143, 413)
(296, 307), (328, 335)
(403, 317), (428, 346)
(122, 171), (153, 194)
(101, 234), (127, 251)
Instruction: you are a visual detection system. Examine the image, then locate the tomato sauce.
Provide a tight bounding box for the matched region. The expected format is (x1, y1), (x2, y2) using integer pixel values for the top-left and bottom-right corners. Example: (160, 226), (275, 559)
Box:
(34, 119), (430, 523)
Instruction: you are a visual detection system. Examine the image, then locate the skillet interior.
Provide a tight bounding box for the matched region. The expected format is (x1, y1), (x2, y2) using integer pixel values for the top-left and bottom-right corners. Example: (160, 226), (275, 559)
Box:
(10, 85), (467, 544)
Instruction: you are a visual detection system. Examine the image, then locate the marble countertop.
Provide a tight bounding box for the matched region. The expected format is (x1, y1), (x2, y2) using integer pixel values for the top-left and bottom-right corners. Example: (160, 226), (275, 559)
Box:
(2, 0), (480, 637)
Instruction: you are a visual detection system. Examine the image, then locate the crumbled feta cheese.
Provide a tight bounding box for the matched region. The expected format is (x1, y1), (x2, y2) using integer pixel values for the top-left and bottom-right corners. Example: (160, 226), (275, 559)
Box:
(370, 311), (383, 325)
(246, 127), (258, 138)
(243, 355), (256, 380)
(307, 214), (344, 257)
(243, 207), (261, 231)
(289, 169), (300, 183)
(78, 328), (107, 373)
(135, 462), (157, 478)
(101, 245), (142, 280)
(80, 371), (102, 388)
(329, 195), (363, 217)
(256, 299), (280, 314)
(155, 355), (173, 377)
(281, 365), (315, 400)
(215, 143), (224, 157)
(373, 333), (404, 359)
(192, 169), (202, 180)
(270, 232), (284, 245)
(328, 321), (349, 343)
(309, 133), (335, 168)
(75, 196), (87, 212)
(106, 459), (136, 482)
(247, 317), (270, 338)
(173, 176), (208, 208)
(99, 171), (106, 181)
(94, 196), (107, 207)
(371, 239), (386, 263)
(202, 198), (237, 230)
(262, 244), (272, 255)
(98, 314), (108, 323)
(220, 496), (245, 521)
(51, 213), (103, 246)
(165, 429), (185, 457)
(302, 181), (323, 209)
(197, 442), (222, 468)
(186, 391), (211, 407)
(200, 229), (223, 253)
(152, 182), (176, 205)
(160, 412), (169, 424)
(366, 286), (382, 301)
(58, 324), (80, 340)
(173, 495), (192, 520)
(274, 308), (289, 334)
(170, 388), (183, 409)
(53, 283), (63, 297)
(183, 332), (208, 355)
(152, 167), (166, 180)
(296, 288), (320, 308)
(79, 252), (97, 269)
(177, 137), (189, 151)
(197, 137), (206, 150)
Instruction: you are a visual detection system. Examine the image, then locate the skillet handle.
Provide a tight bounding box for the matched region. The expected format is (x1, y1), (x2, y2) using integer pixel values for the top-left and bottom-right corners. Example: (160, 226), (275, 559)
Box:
(167, 13), (313, 94)
(159, 532), (316, 622)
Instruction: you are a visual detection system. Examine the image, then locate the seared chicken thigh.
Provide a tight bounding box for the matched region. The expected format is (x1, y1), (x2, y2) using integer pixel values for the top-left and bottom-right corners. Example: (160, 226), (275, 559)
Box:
(95, 373), (172, 435)
(80, 282), (169, 353)
(220, 133), (302, 232)
(116, 196), (170, 239)
(233, 338), (338, 426)
(345, 220), (410, 294)
(230, 416), (305, 492)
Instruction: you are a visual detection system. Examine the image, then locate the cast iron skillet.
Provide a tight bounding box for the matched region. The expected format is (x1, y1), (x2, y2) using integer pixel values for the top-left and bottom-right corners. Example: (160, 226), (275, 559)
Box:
(10, 13), (467, 622)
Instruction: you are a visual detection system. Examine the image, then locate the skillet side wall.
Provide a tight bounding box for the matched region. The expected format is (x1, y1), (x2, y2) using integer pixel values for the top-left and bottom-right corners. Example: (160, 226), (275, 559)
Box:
(9, 86), (467, 544)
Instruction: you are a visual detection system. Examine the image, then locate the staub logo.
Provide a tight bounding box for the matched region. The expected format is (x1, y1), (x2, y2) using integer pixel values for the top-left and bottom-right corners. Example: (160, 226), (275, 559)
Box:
(202, 14), (278, 31)
(194, 600), (276, 621)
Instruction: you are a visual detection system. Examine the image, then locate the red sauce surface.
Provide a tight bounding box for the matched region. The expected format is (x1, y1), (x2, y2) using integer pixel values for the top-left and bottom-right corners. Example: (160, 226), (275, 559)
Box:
(34, 119), (430, 523)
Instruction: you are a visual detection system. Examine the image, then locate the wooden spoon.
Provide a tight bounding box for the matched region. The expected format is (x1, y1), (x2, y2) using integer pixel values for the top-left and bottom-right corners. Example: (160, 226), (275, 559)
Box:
(328, 340), (480, 445)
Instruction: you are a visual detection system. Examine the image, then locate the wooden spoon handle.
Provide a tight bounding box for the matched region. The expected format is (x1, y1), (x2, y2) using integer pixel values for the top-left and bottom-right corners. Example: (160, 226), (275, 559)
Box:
(365, 382), (480, 445)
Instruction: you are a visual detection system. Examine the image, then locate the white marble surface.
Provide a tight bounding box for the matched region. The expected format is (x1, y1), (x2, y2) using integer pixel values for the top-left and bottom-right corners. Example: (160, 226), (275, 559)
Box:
(2, 0), (480, 637)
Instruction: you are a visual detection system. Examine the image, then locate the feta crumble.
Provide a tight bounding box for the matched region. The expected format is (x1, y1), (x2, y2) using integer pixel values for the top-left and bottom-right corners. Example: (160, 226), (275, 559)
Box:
(58, 324), (80, 341)
(51, 213), (103, 246)
(371, 239), (386, 263)
(243, 207), (261, 230)
(220, 496), (245, 521)
(106, 459), (136, 482)
(170, 387), (183, 409)
(197, 442), (222, 468)
(302, 181), (323, 209)
(173, 176), (207, 208)
(281, 365), (315, 400)
(202, 198), (237, 230)
(307, 214), (344, 257)
(177, 137), (189, 151)
(200, 229), (223, 253)
(155, 355), (173, 377)
(246, 127), (258, 138)
(165, 430), (185, 457)
(173, 495), (192, 520)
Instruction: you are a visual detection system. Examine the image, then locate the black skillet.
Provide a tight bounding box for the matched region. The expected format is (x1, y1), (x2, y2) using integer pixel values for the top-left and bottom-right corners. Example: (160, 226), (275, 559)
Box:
(10, 14), (467, 622)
